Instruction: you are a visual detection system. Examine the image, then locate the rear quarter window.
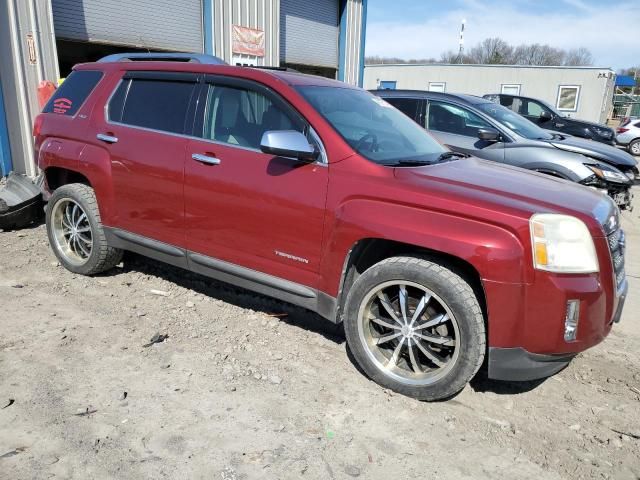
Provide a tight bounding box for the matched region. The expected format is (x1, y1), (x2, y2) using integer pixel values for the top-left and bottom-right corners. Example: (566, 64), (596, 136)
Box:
(42, 70), (103, 116)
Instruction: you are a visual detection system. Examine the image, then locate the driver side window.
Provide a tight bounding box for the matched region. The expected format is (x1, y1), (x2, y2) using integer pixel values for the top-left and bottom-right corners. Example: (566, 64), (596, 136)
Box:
(427, 101), (491, 137)
(524, 100), (545, 117)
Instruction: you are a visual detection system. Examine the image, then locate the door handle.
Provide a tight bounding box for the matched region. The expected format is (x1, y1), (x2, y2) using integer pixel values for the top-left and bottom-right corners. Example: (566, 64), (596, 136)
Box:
(192, 153), (221, 165)
(97, 133), (118, 144)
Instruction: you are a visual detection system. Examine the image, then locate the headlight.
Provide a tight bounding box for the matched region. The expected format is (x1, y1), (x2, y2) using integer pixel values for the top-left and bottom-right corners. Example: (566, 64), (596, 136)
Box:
(592, 126), (612, 138)
(585, 165), (629, 184)
(530, 214), (599, 273)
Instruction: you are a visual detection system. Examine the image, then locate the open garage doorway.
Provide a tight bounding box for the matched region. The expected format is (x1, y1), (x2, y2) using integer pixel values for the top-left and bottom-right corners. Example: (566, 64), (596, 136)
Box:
(56, 40), (169, 78)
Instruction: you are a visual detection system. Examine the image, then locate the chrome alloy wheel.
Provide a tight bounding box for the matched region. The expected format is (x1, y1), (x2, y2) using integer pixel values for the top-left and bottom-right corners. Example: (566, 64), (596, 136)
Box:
(631, 141), (640, 155)
(357, 280), (461, 386)
(50, 198), (93, 266)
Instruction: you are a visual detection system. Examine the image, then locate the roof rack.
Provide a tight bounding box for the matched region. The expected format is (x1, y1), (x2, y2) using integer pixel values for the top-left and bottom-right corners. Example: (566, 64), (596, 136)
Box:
(248, 66), (300, 73)
(97, 52), (227, 65)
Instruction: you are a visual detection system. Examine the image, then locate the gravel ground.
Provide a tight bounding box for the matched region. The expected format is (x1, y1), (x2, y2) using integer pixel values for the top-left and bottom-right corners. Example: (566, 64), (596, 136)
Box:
(1, 189), (639, 480)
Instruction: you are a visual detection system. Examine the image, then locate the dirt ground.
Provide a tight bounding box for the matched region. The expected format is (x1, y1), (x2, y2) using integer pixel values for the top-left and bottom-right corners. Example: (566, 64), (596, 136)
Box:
(1, 189), (639, 480)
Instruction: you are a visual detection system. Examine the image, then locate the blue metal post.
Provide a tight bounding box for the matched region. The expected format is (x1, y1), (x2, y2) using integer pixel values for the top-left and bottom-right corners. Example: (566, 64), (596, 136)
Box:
(337, 0), (348, 82)
(203, 0), (215, 55)
(358, 0), (368, 87)
(0, 79), (12, 177)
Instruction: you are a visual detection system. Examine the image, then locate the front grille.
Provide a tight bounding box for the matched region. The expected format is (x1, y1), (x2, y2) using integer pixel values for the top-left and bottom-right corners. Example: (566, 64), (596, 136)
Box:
(607, 228), (626, 291)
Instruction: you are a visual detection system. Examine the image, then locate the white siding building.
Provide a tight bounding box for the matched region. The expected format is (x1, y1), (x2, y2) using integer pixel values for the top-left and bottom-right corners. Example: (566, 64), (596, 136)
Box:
(364, 64), (616, 124)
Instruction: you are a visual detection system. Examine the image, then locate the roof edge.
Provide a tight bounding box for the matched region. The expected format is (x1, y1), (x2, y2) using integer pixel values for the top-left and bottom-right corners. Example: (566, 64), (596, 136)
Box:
(364, 63), (615, 71)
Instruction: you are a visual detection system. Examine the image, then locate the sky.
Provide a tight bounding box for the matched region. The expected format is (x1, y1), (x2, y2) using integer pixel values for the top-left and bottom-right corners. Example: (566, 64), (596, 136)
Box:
(365, 0), (639, 70)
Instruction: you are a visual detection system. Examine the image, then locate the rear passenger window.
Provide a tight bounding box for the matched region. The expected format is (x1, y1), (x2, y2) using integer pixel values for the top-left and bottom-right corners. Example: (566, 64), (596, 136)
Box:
(42, 70), (103, 116)
(108, 77), (197, 135)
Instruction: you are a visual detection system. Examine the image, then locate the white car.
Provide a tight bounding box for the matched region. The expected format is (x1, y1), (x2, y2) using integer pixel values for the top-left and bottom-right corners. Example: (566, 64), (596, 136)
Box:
(617, 118), (640, 156)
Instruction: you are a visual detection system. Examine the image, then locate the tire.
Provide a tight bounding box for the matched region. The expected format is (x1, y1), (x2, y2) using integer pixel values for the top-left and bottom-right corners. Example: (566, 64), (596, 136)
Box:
(45, 183), (122, 275)
(343, 256), (486, 401)
(628, 139), (640, 156)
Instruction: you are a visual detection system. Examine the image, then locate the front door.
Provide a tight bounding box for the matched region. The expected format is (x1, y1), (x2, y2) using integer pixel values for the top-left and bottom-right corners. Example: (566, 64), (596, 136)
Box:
(184, 77), (328, 289)
(521, 98), (555, 130)
(426, 100), (505, 163)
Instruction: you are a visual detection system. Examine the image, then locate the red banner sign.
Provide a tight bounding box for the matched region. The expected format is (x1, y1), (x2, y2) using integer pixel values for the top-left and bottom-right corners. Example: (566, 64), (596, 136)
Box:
(232, 25), (265, 57)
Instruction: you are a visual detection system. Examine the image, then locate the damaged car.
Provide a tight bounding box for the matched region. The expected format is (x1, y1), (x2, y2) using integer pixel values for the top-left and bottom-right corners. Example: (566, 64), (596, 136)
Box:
(374, 90), (635, 210)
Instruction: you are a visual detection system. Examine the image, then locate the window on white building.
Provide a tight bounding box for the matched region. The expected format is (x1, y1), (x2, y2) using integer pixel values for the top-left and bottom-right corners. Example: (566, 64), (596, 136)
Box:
(428, 82), (446, 93)
(501, 84), (521, 95)
(556, 85), (581, 111)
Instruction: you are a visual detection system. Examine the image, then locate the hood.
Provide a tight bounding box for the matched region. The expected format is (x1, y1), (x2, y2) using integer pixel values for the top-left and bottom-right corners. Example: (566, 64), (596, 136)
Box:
(548, 136), (637, 167)
(394, 157), (614, 236)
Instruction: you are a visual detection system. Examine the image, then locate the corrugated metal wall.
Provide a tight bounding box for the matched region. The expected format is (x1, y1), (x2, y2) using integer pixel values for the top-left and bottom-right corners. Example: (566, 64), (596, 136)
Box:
(0, 0), (59, 177)
(0, 80), (12, 177)
(280, 0), (338, 68)
(340, 0), (364, 85)
(213, 0), (279, 67)
(52, 0), (204, 52)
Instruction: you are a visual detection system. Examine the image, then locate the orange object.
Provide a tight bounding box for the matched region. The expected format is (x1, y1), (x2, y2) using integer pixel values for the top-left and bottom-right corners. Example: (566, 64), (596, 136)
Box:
(37, 80), (57, 109)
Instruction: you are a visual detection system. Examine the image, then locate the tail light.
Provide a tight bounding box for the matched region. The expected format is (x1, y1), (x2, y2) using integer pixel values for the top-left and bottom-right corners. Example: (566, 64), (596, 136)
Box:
(32, 114), (44, 137)
(617, 127), (628, 134)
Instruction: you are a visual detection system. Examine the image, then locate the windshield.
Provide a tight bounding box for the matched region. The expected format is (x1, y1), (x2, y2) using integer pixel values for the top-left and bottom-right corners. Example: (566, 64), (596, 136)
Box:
(476, 102), (553, 141)
(296, 86), (447, 165)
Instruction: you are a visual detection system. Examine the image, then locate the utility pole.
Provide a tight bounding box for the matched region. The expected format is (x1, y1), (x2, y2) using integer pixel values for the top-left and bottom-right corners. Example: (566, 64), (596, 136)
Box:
(458, 19), (466, 64)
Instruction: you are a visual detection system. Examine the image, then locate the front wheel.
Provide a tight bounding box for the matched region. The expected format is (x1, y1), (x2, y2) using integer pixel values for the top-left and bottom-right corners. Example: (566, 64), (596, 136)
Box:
(343, 257), (486, 401)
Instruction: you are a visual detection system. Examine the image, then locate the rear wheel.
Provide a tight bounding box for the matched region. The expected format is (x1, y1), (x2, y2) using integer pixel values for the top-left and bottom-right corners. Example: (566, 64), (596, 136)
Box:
(46, 183), (122, 275)
(343, 257), (486, 401)
(628, 139), (640, 156)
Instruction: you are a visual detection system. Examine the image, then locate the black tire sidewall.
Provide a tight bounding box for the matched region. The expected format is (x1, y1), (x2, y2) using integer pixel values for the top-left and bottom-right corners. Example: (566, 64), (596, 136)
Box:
(46, 186), (104, 275)
(343, 258), (485, 401)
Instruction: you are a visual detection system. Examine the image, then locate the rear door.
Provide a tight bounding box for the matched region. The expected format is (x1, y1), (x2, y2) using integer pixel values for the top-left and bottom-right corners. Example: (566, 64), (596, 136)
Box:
(99, 71), (199, 247)
(183, 76), (328, 289)
(425, 100), (505, 162)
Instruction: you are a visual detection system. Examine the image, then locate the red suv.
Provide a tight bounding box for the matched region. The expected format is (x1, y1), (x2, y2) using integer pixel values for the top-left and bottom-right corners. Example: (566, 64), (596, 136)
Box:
(34, 53), (627, 401)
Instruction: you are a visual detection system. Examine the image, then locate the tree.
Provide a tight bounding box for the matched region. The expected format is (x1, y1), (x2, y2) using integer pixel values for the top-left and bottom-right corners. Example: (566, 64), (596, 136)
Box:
(366, 38), (594, 67)
(563, 47), (593, 66)
(468, 38), (513, 64)
(512, 44), (564, 66)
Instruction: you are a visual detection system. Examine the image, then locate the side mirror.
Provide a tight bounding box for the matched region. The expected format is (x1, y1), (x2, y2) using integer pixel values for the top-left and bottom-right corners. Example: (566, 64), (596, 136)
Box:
(477, 127), (501, 142)
(260, 130), (319, 162)
(539, 111), (553, 122)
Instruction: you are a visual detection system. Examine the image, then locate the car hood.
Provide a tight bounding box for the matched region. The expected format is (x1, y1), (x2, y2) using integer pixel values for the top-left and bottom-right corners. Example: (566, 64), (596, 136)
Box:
(548, 136), (637, 167)
(394, 157), (614, 236)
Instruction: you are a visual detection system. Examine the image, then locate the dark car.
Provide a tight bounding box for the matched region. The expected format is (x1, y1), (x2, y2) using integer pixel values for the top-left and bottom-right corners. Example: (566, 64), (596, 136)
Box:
(373, 90), (636, 209)
(34, 53), (627, 401)
(484, 93), (616, 145)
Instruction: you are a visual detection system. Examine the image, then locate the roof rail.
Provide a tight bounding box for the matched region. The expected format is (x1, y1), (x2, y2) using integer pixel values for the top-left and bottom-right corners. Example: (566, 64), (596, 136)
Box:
(249, 66), (300, 73)
(97, 52), (227, 65)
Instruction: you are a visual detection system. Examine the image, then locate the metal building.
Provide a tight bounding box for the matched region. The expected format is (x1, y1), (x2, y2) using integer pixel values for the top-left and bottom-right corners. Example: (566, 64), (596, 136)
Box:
(364, 63), (616, 124)
(0, 0), (367, 178)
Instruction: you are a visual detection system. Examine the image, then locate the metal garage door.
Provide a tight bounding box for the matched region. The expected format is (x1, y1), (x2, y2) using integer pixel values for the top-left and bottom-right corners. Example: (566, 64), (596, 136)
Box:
(280, 0), (338, 68)
(52, 0), (203, 53)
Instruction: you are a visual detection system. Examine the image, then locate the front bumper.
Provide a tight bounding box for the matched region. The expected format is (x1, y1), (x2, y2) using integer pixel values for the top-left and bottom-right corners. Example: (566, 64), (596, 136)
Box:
(488, 278), (627, 381)
(488, 348), (576, 381)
